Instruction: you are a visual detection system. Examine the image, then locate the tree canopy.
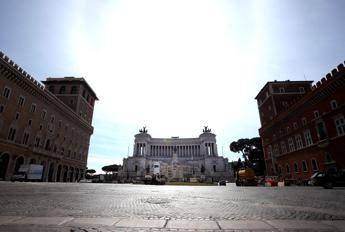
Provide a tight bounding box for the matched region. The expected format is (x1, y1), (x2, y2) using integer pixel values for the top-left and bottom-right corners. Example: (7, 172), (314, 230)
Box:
(229, 137), (265, 175)
(86, 169), (96, 174)
(102, 164), (121, 173)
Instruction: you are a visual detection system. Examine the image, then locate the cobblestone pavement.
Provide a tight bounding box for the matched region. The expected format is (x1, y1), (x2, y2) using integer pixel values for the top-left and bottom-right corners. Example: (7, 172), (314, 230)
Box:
(0, 182), (345, 231)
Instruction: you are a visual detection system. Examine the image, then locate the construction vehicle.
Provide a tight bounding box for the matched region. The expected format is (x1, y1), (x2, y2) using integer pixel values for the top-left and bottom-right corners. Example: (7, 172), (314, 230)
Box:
(235, 167), (257, 186)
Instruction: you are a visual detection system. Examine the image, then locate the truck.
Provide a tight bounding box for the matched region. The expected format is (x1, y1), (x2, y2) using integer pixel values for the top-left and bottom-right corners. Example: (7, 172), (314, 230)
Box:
(11, 164), (43, 182)
(144, 161), (166, 185)
(235, 167), (257, 186)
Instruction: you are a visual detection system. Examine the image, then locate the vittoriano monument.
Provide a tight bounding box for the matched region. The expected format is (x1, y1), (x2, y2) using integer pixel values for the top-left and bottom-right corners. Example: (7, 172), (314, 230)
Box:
(122, 127), (231, 182)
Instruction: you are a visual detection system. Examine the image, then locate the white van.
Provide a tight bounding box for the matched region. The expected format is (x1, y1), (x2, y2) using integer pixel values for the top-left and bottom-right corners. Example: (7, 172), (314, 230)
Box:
(11, 164), (43, 182)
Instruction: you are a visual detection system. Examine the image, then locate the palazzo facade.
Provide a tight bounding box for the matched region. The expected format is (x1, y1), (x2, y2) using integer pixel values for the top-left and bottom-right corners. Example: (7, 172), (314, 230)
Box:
(123, 127), (231, 182)
(0, 51), (97, 182)
(256, 61), (345, 181)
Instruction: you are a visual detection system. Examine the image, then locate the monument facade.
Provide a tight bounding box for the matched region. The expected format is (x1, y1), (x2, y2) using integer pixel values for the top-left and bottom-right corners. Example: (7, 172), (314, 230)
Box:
(123, 127), (231, 182)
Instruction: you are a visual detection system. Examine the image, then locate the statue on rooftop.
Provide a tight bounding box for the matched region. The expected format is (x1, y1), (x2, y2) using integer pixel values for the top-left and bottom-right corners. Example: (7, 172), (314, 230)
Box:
(139, 126), (148, 134)
(203, 126), (211, 133)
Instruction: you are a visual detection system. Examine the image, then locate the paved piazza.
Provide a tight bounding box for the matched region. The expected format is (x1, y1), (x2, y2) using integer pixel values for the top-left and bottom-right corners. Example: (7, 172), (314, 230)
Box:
(0, 182), (345, 231)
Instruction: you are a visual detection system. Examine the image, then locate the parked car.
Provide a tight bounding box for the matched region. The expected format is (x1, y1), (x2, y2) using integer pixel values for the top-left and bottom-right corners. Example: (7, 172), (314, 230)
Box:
(322, 169), (345, 189)
(309, 172), (325, 186)
(218, 180), (226, 186)
(310, 169), (345, 189)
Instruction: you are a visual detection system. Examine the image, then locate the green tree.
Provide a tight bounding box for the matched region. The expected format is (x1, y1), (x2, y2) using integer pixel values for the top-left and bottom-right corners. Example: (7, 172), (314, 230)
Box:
(86, 169), (96, 174)
(229, 137), (265, 175)
(102, 164), (122, 181)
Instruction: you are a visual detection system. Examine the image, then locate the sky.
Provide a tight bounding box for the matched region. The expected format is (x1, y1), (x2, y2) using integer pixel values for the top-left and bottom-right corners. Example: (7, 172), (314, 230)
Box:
(1, 0), (345, 173)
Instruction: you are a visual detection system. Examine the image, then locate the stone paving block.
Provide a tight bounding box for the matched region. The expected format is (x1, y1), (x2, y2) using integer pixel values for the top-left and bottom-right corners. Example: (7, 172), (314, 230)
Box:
(115, 218), (166, 228)
(218, 220), (273, 230)
(66, 217), (121, 226)
(266, 220), (335, 231)
(322, 220), (345, 232)
(12, 217), (73, 225)
(166, 219), (219, 230)
(0, 216), (22, 225)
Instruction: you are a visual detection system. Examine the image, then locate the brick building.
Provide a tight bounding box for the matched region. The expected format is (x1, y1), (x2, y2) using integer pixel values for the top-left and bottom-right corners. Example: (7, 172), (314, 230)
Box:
(0, 51), (98, 181)
(256, 62), (345, 181)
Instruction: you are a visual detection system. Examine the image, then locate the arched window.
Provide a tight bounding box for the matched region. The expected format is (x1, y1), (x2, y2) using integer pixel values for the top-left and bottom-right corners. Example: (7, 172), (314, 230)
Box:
(302, 161), (308, 172)
(330, 100), (338, 110)
(294, 163), (299, 173)
(213, 165), (217, 172)
(70, 86), (77, 94)
(45, 139), (51, 150)
(311, 159), (318, 171)
(48, 86), (54, 93)
(325, 153), (333, 163)
(59, 86), (66, 94)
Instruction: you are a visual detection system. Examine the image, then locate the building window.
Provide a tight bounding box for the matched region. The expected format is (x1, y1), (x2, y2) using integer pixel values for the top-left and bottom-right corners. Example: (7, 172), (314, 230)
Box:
(288, 137), (295, 152)
(30, 103), (36, 113)
(35, 137), (40, 147)
(299, 87), (305, 93)
(82, 90), (86, 98)
(294, 163), (299, 173)
(311, 159), (318, 171)
(330, 100), (338, 110)
(286, 164), (290, 174)
(39, 124), (43, 130)
(325, 153), (333, 163)
(22, 132), (30, 145)
(278, 166), (282, 175)
(304, 130), (313, 146)
(313, 111), (320, 119)
(7, 128), (16, 141)
(15, 112), (20, 120)
(58, 120), (62, 128)
(279, 87), (285, 93)
(59, 86), (66, 94)
(50, 115), (55, 123)
(48, 86), (55, 93)
(334, 116), (345, 136)
(0, 105), (4, 113)
(18, 96), (25, 106)
(213, 165), (217, 172)
(316, 121), (327, 140)
(280, 141), (287, 154)
(267, 145), (272, 159)
(41, 110), (47, 120)
(295, 134), (303, 150)
(2, 87), (11, 99)
(71, 86), (77, 94)
(273, 144), (280, 157)
(28, 119), (32, 126)
(293, 122), (298, 129)
(302, 161), (308, 172)
(302, 117), (307, 126)
(45, 139), (51, 150)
